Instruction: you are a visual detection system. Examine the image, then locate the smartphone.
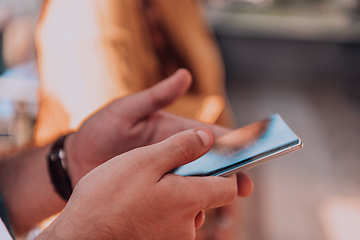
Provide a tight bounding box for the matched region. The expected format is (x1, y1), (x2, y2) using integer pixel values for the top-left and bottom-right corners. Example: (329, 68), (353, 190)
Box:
(172, 114), (303, 177)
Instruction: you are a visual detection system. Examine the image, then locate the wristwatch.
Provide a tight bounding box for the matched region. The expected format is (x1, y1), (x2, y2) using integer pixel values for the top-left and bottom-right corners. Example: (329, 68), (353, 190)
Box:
(47, 134), (73, 201)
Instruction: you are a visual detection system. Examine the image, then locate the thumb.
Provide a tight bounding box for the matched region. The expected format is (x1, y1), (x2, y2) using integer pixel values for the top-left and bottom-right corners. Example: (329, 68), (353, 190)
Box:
(110, 69), (192, 121)
(139, 128), (214, 177)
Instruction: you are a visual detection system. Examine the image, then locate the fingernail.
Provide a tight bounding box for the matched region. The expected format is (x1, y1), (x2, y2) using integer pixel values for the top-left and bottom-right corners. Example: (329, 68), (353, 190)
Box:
(196, 130), (211, 147)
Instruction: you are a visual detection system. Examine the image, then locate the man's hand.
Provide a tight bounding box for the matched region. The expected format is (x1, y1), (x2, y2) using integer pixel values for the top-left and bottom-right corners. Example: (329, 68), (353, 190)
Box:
(0, 69), (252, 236)
(65, 69), (229, 186)
(38, 129), (242, 240)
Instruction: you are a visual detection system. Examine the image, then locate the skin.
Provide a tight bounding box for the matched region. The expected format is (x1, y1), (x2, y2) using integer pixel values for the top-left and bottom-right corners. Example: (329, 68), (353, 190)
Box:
(0, 69), (253, 238)
(37, 129), (239, 240)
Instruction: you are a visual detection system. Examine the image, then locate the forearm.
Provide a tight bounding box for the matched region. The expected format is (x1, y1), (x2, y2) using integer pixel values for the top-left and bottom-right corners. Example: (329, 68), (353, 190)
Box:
(0, 145), (66, 235)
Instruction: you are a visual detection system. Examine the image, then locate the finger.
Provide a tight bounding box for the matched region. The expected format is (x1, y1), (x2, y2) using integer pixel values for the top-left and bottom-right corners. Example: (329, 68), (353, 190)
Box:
(185, 175), (238, 210)
(195, 211), (205, 230)
(114, 69), (192, 121)
(236, 172), (253, 197)
(141, 128), (214, 175)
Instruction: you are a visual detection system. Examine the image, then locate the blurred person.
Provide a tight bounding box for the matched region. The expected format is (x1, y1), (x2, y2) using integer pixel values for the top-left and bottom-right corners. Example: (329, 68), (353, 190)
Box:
(0, 70), (253, 239)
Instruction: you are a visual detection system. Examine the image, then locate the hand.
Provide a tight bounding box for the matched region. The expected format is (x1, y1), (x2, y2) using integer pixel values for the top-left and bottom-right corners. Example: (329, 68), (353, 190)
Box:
(39, 129), (241, 240)
(65, 69), (229, 186)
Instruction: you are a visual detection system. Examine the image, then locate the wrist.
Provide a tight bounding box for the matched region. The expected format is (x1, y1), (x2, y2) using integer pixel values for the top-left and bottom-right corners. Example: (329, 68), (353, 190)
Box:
(63, 132), (81, 188)
(36, 208), (119, 240)
(64, 132), (92, 188)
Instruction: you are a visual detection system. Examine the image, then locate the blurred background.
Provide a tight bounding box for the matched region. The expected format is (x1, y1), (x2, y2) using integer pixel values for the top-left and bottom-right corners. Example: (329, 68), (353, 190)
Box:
(1, 0), (360, 240)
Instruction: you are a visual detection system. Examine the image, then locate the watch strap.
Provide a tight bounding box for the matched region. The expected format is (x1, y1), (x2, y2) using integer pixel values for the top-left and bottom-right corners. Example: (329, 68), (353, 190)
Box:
(47, 134), (73, 201)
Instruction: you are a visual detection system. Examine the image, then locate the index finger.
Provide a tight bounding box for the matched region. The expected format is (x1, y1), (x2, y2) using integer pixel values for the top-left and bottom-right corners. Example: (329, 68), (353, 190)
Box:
(162, 174), (238, 211)
(191, 175), (238, 209)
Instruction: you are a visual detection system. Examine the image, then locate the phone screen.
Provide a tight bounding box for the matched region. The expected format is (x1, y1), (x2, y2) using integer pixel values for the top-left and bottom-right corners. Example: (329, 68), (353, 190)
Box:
(172, 114), (302, 177)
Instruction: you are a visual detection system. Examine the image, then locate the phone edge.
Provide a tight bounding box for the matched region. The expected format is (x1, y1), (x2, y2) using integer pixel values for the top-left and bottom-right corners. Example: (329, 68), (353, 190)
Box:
(214, 139), (303, 177)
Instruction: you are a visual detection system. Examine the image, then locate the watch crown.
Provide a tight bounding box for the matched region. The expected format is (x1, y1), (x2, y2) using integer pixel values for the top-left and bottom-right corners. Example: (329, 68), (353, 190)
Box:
(49, 149), (65, 162)
(59, 149), (66, 159)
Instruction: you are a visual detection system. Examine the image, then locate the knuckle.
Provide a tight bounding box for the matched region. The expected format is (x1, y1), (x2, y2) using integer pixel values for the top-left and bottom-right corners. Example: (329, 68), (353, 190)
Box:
(173, 136), (198, 161)
(210, 179), (238, 208)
